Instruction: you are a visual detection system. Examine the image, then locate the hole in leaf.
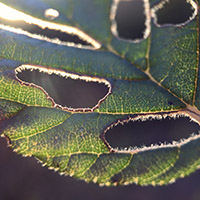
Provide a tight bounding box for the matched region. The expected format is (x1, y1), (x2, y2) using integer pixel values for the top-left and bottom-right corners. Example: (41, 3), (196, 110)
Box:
(111, 0), (150, 41)
(152, 0), (197, 26)
(0, 2), (101, 49)
(0, 18), (91, 46)
(105, 116), (200, 150)
(16, 67), (110, 109)
(44, 8), (60, 20)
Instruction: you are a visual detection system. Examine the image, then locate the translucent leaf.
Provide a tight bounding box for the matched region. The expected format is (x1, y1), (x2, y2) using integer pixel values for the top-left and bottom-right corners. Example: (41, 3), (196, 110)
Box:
(0, 0), (199, 186)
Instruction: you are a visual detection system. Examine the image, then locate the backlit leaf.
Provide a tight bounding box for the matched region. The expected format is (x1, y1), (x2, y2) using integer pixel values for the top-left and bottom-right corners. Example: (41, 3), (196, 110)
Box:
(0, 0), (199, 186)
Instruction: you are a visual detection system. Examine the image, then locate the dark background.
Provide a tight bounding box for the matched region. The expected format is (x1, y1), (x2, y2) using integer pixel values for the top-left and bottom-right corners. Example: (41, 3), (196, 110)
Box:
(1, 0), (200, 199)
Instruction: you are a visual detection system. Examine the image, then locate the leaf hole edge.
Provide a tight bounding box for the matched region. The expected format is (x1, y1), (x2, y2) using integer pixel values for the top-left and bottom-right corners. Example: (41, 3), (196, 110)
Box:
(151, 0), (198, 27)
(15, 64), (112, 112)
(102, 110), (200, 154)
(0, 2), (101, 50)
(110, 0), (151, 43)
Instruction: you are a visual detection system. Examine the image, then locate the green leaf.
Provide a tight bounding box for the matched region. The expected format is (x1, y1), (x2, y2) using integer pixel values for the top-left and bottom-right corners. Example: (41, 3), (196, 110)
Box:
(0, 0), (199, 186)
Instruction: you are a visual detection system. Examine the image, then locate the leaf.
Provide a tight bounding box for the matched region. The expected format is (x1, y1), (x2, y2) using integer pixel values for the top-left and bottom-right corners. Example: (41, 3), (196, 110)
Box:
(0, 0), (199, 186)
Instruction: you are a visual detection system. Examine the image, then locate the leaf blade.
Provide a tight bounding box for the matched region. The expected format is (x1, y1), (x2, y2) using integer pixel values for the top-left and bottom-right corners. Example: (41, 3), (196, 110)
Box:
(0, 0), (199, 187)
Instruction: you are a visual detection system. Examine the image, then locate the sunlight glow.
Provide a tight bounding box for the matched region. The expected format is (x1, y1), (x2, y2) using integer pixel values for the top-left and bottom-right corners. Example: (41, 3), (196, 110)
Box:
(0, 3), (24, 21)
(0, 2), (101, 49)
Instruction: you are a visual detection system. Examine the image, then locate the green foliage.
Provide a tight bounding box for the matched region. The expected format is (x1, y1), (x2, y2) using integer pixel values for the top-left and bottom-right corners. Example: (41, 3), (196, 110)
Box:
(0, 0), (199, 186)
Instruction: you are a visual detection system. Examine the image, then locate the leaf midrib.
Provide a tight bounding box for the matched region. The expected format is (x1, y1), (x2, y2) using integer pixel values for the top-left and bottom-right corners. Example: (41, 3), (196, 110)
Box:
(0, 1), (199, 120)
(104, 17), (200, 120)
(193, 0), (199, 105)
